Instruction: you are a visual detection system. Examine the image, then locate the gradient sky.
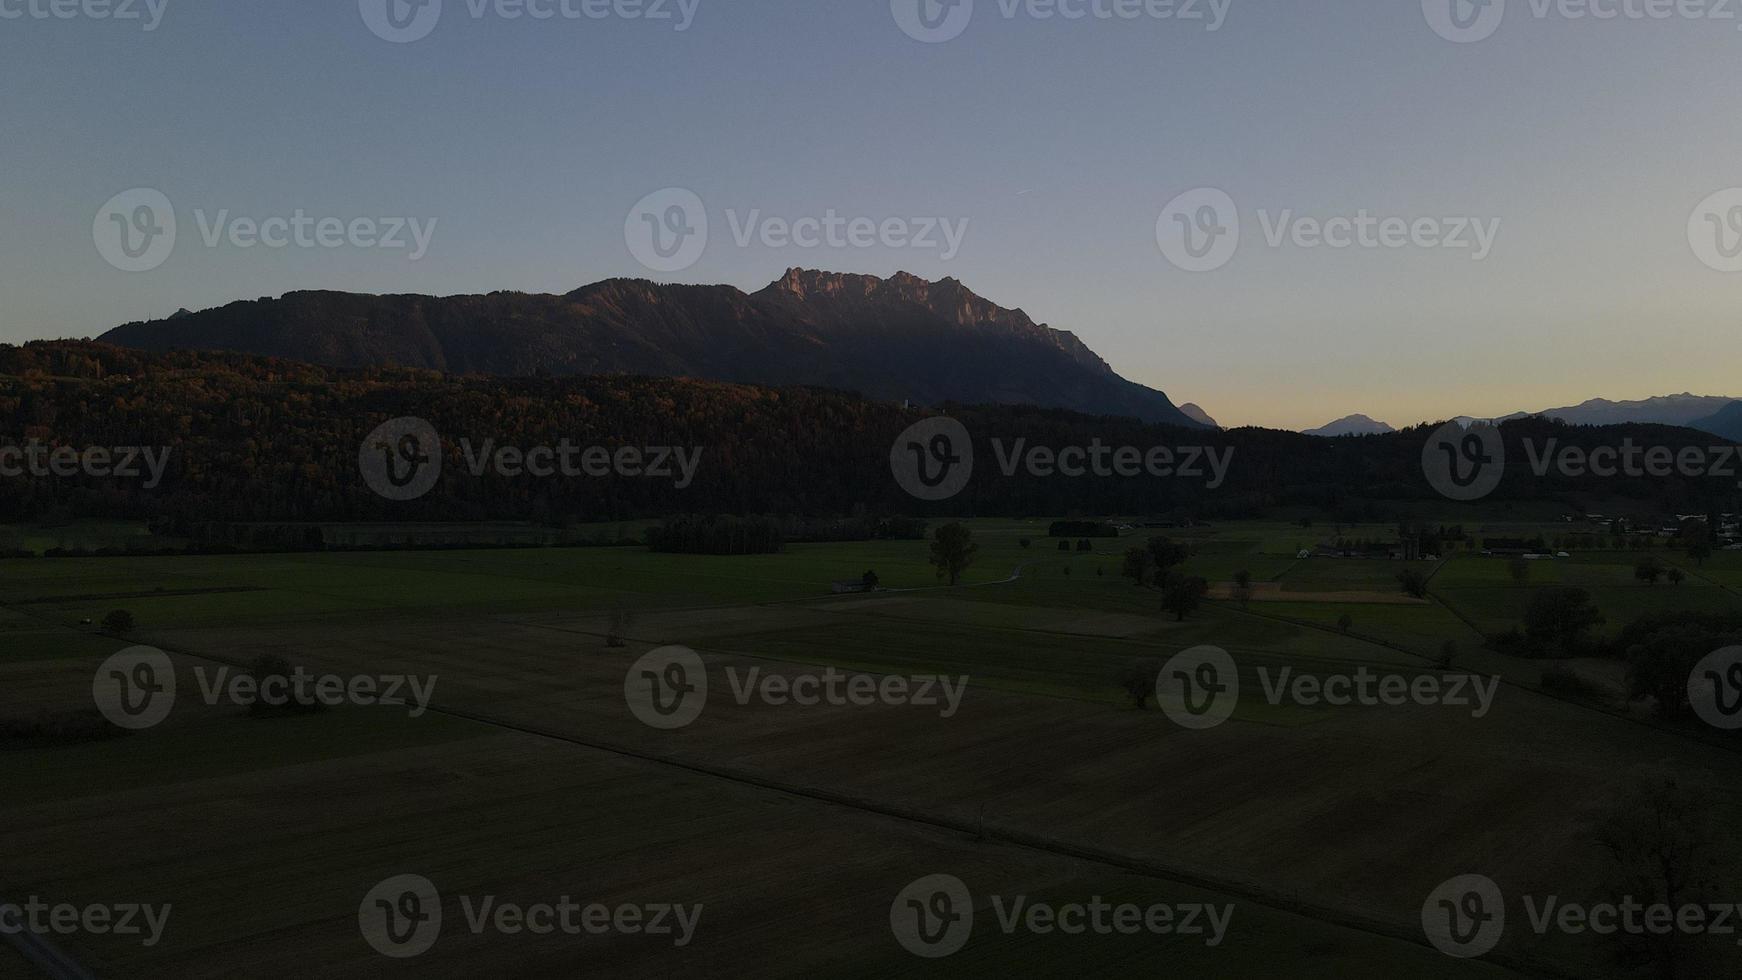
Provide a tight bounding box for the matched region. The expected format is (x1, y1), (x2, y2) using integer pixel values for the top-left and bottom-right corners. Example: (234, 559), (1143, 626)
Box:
(3, 0), (1740, 429)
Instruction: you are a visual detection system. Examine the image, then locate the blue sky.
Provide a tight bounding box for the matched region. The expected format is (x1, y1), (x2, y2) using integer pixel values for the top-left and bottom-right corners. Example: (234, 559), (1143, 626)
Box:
(3, 0), (1740, 428)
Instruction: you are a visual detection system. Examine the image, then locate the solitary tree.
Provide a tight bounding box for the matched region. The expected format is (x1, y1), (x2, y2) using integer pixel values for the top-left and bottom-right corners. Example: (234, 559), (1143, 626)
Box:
(1668, 568), (1686, 587)
(101, 609), (135, 636)
(1232, 569), (1254, 609)
(1146, 537), (1192, 578)
(1160, 575), (1209, 622)
(929, 523), (979, 587)
(1688, 540), (1713, 567)
(1122, 548), (1152, 586)
(1398, 569), (1430, 599)
(1117, 658), (1160, 710)
(1596, 780), (1725, 979)
(1337, 613), (1354, 634)
(1523, 587), (1605, 656)
(1636, 557), (1665, 587)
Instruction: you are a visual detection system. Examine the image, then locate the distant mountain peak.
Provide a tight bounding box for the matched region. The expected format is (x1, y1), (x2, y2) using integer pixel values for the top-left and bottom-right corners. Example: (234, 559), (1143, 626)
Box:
(1178, 403), (1220, 428)
(1304, 414), (1395, 437)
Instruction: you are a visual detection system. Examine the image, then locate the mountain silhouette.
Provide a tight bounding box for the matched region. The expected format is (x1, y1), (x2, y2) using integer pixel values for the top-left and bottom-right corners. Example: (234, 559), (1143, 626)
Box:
(100, 269), (1201, 427)
(1690, 400), (1742, 442)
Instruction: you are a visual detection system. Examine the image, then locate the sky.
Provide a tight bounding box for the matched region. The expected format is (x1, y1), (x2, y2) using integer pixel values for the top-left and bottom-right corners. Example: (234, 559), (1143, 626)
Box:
(2, 0), (1740, 430)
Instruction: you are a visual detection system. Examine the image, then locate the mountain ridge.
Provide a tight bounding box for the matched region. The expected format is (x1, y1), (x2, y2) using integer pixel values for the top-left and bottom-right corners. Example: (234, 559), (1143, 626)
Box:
(1690, 400), (1742, 441)
(100, 269), (1202, 428)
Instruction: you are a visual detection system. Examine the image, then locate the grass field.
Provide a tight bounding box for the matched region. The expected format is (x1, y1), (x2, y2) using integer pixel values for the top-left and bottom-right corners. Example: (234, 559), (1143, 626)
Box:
(4, 518), (1741, 978)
